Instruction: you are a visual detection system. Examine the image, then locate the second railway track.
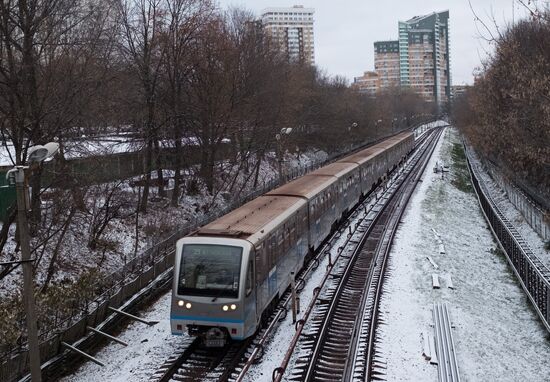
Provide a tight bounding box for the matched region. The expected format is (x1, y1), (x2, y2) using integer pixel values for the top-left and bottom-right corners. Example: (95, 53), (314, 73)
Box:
(276, 127), (443, 382)
(149, 128), (442, 382)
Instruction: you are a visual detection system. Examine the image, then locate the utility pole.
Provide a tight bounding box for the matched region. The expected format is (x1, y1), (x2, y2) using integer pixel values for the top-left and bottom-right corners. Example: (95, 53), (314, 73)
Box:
(7, 143), (58, 381)
(14, 167), (42, 382)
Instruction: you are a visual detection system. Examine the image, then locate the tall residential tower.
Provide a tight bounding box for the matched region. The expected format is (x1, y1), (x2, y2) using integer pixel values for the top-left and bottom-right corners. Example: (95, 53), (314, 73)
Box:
(364, 11), (451, 105)
(261, 5), (315, 65)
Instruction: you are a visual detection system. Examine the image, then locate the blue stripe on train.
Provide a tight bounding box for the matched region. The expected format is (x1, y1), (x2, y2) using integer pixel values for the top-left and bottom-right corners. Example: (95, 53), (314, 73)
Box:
(171, 332), (245, 340)
(171, 315), (245, 324)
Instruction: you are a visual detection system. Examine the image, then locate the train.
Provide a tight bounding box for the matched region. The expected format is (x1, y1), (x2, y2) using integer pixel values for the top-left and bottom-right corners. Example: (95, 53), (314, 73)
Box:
(170, 131), (415, 347)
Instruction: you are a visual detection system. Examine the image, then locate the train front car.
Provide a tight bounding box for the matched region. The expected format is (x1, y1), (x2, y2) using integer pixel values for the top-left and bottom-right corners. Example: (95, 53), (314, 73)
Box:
(170, 236), (255, 347)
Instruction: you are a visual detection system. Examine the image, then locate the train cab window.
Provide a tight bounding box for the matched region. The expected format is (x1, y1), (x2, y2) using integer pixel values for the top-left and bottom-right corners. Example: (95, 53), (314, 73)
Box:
(245, 260), (253, 296)
(178, 244), (242, 298)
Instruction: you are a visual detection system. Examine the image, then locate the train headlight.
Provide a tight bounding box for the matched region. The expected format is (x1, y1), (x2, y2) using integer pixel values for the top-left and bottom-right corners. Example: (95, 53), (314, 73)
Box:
(185, 302), (192, 309)
(230, 304), (237, 311)
(222, 305), (229, 312)
(177, 300), (185, 307)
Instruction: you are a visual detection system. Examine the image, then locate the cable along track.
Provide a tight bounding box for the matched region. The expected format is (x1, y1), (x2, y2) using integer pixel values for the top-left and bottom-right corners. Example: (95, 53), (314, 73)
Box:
(283, 128), (442, 382)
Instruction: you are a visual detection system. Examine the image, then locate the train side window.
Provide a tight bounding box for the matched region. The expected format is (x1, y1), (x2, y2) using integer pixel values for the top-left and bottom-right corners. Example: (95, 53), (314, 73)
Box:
(256, 247), (264, 283)
(285, 228), (290, 250)
(246, 260), (253, 296)
(269, 235), (275, 267)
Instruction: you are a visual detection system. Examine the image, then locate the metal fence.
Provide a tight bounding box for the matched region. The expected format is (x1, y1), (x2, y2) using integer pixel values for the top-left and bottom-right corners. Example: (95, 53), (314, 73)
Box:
(482, 162), (549, 241)
(0, 122), (436, 382)
(466, 145), (550, 333)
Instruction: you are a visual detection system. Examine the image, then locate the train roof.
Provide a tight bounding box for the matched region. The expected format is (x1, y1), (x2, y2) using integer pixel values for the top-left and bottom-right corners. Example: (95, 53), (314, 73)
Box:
(266, 174), (337, 199)
(337, 146), (384, 165)
(338, 131), (413, 165)
(382, 131), (413, 146)
(196, 195), (306, 244)
(309, 162), (359, 178)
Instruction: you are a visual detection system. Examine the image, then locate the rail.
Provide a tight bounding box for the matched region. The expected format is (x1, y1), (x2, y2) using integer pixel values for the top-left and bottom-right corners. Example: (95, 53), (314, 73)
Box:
(465, 145), (550, 333)
(432, 303), (461, 382)
(271, 128), (442, 382)
(1, 121), (437, 382)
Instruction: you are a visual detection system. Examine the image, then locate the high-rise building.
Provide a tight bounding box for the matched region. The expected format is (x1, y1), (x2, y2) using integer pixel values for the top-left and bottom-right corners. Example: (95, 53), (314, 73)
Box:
(352, 71), (380, 96)
(371, 11), (451, 105)
(374, 41), (400, 88)
(261, 5), (315, 65)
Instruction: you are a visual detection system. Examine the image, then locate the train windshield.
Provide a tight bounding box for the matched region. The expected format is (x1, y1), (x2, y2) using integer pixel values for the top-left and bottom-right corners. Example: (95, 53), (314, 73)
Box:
(177, 244), (243, 298)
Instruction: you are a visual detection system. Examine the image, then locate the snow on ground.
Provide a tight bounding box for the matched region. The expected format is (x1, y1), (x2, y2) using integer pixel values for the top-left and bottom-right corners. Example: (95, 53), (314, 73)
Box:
(468, 150), (550, 267)
(242, 202), (379, 381)
(0, 137), (140, 166)
(59, 291), (183, 382)
(378, 127), (550, 381)
(0, 149), (324, 297)
(0, 135), (215, 166)
(57, 124), (550, 382)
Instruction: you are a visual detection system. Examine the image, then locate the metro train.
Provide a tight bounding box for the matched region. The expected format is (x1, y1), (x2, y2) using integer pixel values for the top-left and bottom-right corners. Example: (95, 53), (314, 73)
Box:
(170, 131), (414, 346)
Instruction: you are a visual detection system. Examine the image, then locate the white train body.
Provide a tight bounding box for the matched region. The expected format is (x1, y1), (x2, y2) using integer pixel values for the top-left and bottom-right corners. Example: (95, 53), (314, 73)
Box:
(171, 132), (414, 346)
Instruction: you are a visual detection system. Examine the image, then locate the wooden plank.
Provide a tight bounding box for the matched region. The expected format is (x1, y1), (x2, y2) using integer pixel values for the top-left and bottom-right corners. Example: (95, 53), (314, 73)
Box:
(432, 274), (440, 289)
(422, 332), (432, 361)
(447, 274), (455, 289)
(426, 256), (439, 269)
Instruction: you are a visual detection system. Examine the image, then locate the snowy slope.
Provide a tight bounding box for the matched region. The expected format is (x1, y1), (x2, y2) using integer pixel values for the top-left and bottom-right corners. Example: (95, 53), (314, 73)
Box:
(377, 127), (550, 381)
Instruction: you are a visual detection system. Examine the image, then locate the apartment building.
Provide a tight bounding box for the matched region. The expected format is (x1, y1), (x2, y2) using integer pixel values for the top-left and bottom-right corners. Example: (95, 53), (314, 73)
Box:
(261, 5), (315, 65)
(368, 11), (451, 106)
(352, 71), (380, 96)
(374, 41), (400, 88)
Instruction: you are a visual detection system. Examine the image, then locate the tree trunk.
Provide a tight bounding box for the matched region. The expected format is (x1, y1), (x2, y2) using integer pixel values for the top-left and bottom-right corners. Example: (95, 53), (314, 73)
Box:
(205, 143), (215, 192)
(171, 131), (182, 207)
(0, 208), (17, 256)
(155, 138), (165, 197)
(41, 208), (76, 293)
(29, 167), (42, 227)
(253, 148), (265, 188)
(139, 137), (153, 213)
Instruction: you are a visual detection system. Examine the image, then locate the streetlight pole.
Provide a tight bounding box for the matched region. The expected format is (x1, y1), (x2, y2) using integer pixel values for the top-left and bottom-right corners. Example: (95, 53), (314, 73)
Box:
(6, 143), (58, 382)
(14, 166), (42, 382)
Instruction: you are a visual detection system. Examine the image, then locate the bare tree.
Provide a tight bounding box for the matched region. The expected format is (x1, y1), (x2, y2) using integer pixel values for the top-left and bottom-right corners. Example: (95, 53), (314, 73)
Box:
(87, 182), (127, 250)
(159, 0), (213, 206)
(0, 0), (116, 224)
(117, 0), (166, 212)
(454, 12), (550, 202)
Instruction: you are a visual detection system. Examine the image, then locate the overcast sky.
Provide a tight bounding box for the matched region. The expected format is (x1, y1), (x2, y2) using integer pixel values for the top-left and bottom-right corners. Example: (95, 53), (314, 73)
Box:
(216, 0), (535, 85)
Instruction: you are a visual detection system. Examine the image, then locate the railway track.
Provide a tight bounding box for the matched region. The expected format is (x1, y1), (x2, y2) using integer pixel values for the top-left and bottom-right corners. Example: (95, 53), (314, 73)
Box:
(149, 337), (253, 382)
(148, 128), (442, 382)
(272, 128), (442, 382)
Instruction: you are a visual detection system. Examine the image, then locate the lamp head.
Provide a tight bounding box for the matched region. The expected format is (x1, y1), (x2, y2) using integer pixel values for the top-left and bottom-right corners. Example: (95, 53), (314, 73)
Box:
(5, 168), (17, 185)
(27, 142), (59, 163)
(43, 142), (59, 158)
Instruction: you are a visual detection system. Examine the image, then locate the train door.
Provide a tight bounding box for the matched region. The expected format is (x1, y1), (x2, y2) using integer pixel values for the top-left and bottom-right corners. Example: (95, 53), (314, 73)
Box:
(298, 205), (310, 257)
(268, 234), (278, 298)
(244, 257), (257, 337)
(255, 242), (268, 316)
